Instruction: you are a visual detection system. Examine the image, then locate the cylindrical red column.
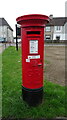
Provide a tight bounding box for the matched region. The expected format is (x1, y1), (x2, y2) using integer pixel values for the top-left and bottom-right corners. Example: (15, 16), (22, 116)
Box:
(16, 14), (49, 106)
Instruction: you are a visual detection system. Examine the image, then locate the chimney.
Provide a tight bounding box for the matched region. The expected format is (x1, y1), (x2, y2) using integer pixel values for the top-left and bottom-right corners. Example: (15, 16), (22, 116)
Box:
(49, 14), (53, 19)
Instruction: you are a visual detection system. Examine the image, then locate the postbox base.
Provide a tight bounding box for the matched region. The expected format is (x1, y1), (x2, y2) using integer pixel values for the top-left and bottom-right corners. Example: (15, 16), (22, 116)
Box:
(22, 86), (43, 106)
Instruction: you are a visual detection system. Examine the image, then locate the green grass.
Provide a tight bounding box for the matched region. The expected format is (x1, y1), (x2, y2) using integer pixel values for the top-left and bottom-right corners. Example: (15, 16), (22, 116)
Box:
(45, 59), (50, 64)
(0, 53), (2, 118)
(2, 47), (66, 119)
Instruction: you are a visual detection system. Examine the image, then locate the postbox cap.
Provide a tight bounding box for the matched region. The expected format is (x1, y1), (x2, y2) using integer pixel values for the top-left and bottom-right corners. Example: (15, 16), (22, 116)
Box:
(16, 14), (49, 27)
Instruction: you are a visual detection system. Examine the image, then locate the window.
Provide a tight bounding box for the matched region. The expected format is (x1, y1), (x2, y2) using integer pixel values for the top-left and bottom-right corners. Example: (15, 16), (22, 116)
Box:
(55, 26), (61, 31)
(45, 35), (51, 40)
(45, 27), (51, 32)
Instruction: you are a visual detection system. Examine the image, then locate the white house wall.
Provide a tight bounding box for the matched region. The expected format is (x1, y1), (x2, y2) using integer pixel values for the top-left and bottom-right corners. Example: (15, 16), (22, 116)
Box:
(65, 22), (67, 40)
(0, 25), (13, 42)
(0, 26), (3, 38)
(0, 26), (8, 40)
(53, 26), (65, 40)
(53, 33), (65, 40)
(8, 28), (13, 42)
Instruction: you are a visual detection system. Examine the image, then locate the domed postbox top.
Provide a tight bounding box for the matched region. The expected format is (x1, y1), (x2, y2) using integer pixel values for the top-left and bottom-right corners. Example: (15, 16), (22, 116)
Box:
(16, 14), (49, 27)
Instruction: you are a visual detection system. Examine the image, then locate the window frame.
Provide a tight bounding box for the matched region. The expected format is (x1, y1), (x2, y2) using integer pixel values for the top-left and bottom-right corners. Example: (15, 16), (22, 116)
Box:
(55, 26), (61, 31)
(45, 26), (51, 32)
(45, 35), (51, 40)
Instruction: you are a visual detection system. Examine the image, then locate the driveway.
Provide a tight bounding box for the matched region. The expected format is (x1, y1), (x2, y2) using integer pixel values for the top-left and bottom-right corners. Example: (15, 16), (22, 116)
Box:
(45, 46), (65, 86)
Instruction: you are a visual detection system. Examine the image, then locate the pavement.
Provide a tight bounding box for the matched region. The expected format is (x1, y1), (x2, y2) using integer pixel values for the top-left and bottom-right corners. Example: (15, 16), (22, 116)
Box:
(0, 43), (2, 53)
(0, 43), (10, 54)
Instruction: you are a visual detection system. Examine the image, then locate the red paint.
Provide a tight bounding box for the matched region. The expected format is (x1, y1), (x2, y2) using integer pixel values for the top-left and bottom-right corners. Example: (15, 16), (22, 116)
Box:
(16, 14), (49, 89)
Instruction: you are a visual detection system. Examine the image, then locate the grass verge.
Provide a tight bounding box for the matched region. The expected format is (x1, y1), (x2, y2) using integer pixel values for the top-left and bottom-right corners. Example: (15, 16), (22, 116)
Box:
(0, 52), (2, 118)
(2, 47), (66, 119)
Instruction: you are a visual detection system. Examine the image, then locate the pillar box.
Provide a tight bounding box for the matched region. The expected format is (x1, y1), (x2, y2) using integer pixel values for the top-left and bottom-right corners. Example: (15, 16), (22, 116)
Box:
(16, 14), (49, 106)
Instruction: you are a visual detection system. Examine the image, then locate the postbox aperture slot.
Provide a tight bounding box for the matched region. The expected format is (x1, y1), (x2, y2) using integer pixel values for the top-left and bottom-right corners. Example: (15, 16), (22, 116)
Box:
(29, 40), (38, 54)
(27, 31), (40, 35)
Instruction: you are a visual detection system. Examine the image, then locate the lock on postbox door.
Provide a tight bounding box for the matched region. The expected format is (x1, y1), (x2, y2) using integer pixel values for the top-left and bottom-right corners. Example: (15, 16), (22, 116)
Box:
(16, 14), (49, 106)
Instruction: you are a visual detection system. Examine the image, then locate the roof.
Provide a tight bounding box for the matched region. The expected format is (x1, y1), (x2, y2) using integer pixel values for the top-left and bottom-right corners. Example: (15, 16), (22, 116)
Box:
(0, 18), (13, 31)
(47, 17), (67, 26)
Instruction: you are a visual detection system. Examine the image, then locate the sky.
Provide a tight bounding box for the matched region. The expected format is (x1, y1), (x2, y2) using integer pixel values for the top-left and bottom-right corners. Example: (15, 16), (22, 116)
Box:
(0, 0), (66, 36)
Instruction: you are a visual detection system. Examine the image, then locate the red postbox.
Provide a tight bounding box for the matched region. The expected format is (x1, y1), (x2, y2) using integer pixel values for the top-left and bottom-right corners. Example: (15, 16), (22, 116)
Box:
(16, 14), (49, 106)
